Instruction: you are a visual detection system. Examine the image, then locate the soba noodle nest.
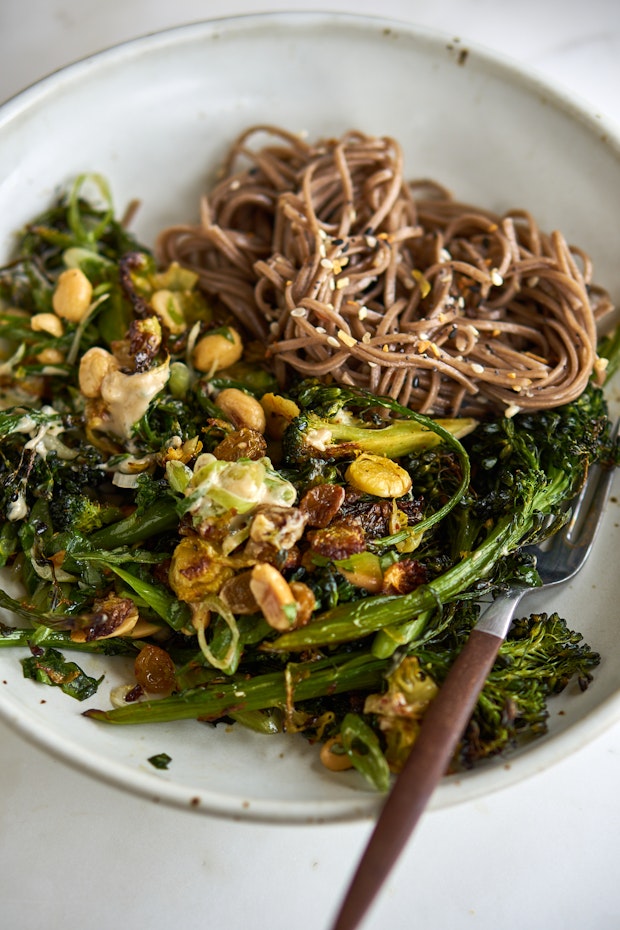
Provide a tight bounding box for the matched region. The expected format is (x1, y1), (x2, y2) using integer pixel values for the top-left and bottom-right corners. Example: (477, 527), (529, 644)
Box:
(157, 125), (614, 416)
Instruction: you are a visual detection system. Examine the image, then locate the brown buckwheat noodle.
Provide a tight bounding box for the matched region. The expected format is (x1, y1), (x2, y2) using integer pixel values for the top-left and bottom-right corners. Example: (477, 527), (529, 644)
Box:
(157, 125), (614, 416)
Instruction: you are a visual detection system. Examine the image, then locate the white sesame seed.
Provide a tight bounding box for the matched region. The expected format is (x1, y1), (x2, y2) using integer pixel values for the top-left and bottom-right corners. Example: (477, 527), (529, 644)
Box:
(362, 332), (371, 344)
(490, 269), (504, 287)
(358, 305), (368, 320)
(229, 178), (241, 191)
(320, 258), (333, 270)
(316, 326), (326, 334)
(365, 235), (377, 248)
(290, 307), (306, 318)
(326, 336), (340, 348)
(504, 404), (520, 418)
(471, 363), (485, 374)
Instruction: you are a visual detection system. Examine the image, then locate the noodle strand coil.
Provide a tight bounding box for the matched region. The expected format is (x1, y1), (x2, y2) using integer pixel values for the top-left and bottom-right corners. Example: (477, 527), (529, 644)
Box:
(157, 126), (614, 415)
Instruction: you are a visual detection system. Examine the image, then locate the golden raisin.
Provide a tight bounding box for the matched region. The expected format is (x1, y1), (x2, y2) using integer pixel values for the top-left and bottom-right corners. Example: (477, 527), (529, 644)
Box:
(299, 483), (345, 527)
(134, 644), (176, 695)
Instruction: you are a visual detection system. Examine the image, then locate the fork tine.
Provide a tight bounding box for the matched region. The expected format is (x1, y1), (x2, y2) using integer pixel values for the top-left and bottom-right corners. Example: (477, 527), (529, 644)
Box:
(535, 417), (619, 583)
(566, 416), (619, 545)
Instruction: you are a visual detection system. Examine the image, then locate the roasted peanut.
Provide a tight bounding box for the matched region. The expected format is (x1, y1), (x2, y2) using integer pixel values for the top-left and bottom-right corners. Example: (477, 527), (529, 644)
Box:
(216, 387), (267, 433)
(78, 346), (120, 398)
(52, 268), (93, 322)
(192, 326), (243, 373)
(345, 452), (412, 498)
(36, 347), (65, 365)
(30, 312), (64, 338)
(249, 562), (299, 631)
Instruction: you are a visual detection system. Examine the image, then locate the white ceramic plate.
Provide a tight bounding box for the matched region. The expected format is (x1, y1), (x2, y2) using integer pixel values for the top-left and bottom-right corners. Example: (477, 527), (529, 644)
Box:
(1, 12), (619, 824)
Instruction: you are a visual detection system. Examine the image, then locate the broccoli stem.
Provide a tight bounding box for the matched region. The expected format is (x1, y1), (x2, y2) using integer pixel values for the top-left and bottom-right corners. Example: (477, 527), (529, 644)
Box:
(320, 416), (477, 458)
(371, 609), (435, 659)
(89, 499), (178, 548)
(84, 651), (387, 724)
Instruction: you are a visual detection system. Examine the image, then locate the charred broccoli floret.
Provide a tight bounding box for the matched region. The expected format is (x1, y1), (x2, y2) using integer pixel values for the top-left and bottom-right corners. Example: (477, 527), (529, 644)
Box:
(282, 379), (477, 463)
(54, 494), (121, 535)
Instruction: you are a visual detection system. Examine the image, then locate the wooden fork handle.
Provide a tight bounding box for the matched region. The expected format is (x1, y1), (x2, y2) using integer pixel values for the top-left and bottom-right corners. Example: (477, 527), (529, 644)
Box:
(331, 628), (503, 930)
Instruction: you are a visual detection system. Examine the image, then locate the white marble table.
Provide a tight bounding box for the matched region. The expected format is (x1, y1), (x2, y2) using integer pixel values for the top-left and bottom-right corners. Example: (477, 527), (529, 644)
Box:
(1, 3), (619, 929)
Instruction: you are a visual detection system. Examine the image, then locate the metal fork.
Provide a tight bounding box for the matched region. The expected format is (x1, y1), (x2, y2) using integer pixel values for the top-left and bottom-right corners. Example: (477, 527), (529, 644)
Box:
(331, 419), (619, 930)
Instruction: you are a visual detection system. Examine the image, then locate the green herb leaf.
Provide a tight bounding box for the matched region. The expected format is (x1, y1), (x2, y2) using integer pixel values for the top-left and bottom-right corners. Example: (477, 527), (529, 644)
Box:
(148, 752), (172, 770)
(21, 646), (103, 700)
